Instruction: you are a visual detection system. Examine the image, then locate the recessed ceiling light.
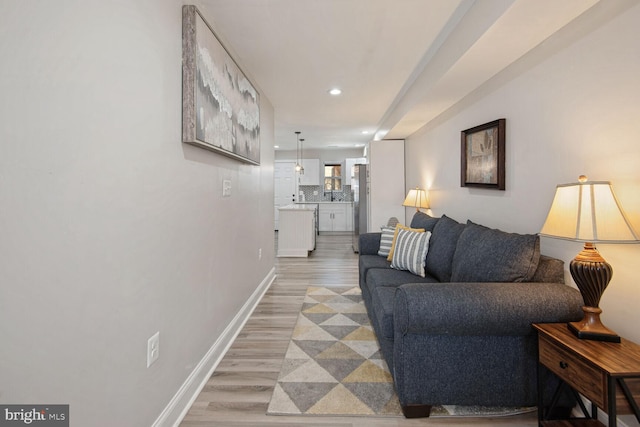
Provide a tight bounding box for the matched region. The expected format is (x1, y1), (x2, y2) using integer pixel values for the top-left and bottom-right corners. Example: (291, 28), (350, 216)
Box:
(361, 130), (370, 135)
(274, 145), (279, 149)
(328, 88), (342, 96)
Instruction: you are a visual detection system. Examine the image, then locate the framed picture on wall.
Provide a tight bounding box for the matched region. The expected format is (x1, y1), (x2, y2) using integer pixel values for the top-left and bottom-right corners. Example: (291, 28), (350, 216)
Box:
(460, 119), (505, 190)
(182, 5), (261, 165)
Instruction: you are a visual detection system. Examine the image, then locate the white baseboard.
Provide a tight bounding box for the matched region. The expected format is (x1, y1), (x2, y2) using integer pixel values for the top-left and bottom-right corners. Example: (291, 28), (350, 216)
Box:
(152, 267), (276, 427)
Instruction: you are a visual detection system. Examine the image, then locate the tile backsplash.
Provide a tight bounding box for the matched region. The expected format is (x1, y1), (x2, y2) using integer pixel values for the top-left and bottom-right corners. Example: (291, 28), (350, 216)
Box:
(299, 185), (352, 202)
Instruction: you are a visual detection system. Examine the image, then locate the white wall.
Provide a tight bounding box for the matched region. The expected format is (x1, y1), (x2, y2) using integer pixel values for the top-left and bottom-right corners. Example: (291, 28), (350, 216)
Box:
(369, 140), (406, 231)
(405, 2), (640, 343)
(0, 1), (275, 426)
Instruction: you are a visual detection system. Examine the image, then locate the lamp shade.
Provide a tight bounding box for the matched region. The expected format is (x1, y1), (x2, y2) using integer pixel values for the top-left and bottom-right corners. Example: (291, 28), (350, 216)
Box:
(540, 176), (639, 243)
(540, 176), (638, 343)
(403, 188), (429, 210)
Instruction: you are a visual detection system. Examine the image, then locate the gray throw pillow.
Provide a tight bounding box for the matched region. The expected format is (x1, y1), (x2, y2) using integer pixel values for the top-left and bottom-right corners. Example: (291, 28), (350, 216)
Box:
(425, 215), (466, 282)
(450, 221), (541, 283)
(409, 211), (439, 232)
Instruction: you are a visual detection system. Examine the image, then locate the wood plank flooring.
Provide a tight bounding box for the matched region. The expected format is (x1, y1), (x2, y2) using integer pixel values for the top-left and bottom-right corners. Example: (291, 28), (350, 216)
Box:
(179, 233), (537, 426)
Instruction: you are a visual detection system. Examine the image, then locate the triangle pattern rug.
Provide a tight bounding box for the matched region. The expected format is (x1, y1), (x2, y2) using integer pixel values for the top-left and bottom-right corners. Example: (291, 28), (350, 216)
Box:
(267, 285), (535, 418)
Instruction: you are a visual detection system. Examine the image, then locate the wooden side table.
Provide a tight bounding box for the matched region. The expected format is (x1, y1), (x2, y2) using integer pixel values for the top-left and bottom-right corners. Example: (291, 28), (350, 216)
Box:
(534, 323), (640, 427)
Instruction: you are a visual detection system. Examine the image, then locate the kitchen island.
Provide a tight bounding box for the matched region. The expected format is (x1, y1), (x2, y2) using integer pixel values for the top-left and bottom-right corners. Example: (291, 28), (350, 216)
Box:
(277, 204), (317, 257)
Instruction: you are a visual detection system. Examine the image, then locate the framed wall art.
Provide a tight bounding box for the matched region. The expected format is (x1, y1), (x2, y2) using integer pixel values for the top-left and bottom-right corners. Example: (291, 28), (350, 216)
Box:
(460, 119), (505, 190)
(182, 5), (260, 165)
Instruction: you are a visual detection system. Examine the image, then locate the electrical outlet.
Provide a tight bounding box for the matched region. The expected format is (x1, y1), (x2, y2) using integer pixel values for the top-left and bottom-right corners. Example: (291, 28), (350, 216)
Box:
(222, 179), (231, 197)
(147, 332), (160, 368)
(258, 248), (262, 260)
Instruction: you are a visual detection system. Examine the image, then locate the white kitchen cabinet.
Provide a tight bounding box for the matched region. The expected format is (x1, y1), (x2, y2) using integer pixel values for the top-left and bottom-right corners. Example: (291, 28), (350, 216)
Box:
(318, 203), (352, 232)
(318, 207), (333, 231)
(331, 206), (347, 231)
(277, 205), (316, 257)
(298, 158), (320, 185)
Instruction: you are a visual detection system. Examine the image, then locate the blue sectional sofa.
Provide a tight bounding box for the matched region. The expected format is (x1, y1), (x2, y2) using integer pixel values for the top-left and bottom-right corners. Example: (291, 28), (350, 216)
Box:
(358, 212), (583, 418)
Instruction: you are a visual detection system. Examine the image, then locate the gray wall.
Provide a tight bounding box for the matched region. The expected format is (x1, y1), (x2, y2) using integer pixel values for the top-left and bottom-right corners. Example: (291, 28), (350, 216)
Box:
(0, 1), (275, 426)
(405, 1), (640, 346)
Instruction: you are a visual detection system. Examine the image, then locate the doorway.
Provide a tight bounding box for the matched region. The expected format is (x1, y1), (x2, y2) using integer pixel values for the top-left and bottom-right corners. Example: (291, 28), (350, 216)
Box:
(274, 161), (297, 230)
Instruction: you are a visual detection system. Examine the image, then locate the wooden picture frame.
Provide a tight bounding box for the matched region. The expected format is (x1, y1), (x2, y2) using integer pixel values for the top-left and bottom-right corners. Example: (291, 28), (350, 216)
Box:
(182, 5), (260, 165)
(461, 119), (505, 190)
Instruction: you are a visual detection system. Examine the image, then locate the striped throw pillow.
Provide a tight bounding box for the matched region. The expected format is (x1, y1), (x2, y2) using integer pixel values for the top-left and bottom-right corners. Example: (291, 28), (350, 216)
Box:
(378, 226), (395, 257)
(386, 224), (425, 261)
(391, 228), (432, 277)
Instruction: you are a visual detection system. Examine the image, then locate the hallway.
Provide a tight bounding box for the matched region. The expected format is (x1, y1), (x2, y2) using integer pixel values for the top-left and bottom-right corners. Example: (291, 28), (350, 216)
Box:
(180, 233), (537, 426)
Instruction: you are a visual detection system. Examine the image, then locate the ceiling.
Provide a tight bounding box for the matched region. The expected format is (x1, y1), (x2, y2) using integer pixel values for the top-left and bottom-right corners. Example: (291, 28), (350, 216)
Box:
(198, 0), (599, 151)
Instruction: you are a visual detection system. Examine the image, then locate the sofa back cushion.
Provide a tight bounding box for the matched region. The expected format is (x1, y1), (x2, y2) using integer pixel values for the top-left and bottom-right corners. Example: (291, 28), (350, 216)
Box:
(425, 215), (466, 282)
(409, 211), (439, 232)
(530, 255), (565, 283)
(450, 221), (540, 282)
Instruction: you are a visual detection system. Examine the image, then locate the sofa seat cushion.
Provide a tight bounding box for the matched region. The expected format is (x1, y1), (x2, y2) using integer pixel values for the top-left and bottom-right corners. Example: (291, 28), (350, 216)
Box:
(451, 221), (540, 283)
(425, 215), (466, 282)
(366, 267), (439, 289)
(371, 286), (397, 339)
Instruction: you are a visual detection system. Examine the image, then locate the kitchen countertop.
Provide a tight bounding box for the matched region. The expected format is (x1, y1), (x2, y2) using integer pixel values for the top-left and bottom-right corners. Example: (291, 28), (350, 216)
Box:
(278, 204), (317, 211)
(296, 201), (353, 204)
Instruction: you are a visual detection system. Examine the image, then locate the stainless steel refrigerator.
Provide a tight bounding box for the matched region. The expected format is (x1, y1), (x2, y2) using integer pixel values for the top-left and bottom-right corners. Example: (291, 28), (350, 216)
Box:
(352, 163), (369, 252)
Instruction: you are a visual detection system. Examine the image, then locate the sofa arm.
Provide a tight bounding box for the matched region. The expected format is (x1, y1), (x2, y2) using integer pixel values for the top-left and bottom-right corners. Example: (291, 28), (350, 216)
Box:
(359, 232), (382, 255)
(394, 282), (583, 337)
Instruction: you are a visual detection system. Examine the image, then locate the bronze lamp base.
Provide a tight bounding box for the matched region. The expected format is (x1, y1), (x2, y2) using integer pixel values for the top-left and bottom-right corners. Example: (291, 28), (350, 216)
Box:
(568, 242), (620, 343)
(568, 306), (620, 343)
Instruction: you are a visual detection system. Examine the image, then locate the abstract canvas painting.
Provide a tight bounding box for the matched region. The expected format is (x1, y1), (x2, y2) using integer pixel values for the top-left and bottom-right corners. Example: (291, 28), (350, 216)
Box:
(182, 5), (260, 165)
(461, 119), (505, 190)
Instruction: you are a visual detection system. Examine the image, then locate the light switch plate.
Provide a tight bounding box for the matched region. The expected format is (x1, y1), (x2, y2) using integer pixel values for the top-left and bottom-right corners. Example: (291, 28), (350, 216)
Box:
(147, 331), (160, 368)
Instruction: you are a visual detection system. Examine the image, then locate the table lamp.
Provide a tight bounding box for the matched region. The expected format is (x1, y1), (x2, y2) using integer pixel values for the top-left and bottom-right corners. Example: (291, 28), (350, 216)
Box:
(403, 188), (429, 212)
(540, 175), (639, 342)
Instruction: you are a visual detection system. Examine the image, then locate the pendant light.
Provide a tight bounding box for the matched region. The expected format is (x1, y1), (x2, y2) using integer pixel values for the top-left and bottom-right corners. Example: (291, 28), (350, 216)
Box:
(299, 138), (305, 175)
(294, 131), (301, 172)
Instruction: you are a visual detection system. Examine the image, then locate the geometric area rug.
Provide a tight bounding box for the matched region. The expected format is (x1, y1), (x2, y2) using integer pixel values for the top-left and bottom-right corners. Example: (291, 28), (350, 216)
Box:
(267, 286), (536, 418)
